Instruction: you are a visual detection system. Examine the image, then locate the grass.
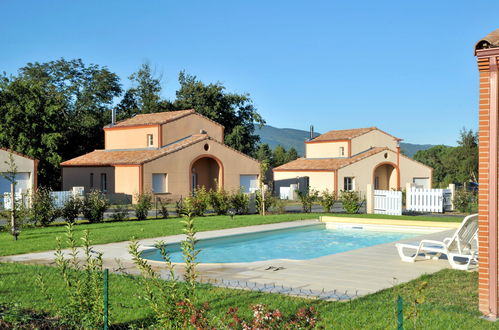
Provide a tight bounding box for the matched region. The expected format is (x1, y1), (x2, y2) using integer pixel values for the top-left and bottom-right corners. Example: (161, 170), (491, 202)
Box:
(0, 262), (492, 329)
(0, 212), (465, 256)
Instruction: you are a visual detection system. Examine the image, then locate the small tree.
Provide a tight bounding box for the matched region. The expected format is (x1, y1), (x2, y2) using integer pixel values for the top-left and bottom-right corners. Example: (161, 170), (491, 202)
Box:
(208, 188), (231, 215)
(340, 190), (362, 214)
(453, 188), (476, 213)
(30, 187), (59, 227)
(82, 190), (109, 223)
(1, 153), (20, 239)
(319, 189), (336, 213)
(231, 189), (250, 215)
(135, 192), (153, 220)
(259, 160), (269, 216)
(61, 195), (83, 224)
(297, 189), (319, 213)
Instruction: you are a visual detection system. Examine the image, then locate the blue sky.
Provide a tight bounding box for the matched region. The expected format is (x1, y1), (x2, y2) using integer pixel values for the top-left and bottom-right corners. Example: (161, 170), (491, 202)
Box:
(1, 1), (498, 146)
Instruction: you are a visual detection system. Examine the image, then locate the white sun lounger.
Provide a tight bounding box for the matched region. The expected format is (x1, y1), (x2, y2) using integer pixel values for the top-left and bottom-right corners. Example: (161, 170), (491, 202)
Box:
(396, 213), (478, 270)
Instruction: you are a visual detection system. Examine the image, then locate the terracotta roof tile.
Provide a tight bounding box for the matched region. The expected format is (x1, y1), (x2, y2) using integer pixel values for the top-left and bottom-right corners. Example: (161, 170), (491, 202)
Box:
(110, 109), (195, 127)
(273, 147), (389, 171)
(61, 134), (208, 166)
(310, 127), (400, 142)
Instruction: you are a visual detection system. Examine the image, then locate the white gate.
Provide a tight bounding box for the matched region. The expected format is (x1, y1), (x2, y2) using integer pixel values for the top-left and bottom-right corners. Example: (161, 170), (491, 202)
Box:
(406, 188), (452, 213)
(374, 190), (402, 215)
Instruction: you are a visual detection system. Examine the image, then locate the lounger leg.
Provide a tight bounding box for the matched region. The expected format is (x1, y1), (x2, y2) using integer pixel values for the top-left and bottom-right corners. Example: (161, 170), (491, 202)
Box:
(396, 245), (420, 262)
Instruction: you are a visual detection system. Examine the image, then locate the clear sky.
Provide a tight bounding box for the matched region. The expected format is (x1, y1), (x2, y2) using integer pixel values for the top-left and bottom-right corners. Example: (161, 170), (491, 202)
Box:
(1, 0), (498, 146)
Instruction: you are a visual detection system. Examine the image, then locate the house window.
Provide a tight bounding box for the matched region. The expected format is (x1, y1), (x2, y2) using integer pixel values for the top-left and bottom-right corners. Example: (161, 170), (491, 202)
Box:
(147, 134), (154, 147)
(90, 173), (94, 188)
(100, 173), (107, 192)
(344, 177), (354, 191)
(152, 173), (167, 193)
(340, 147), (345, 156)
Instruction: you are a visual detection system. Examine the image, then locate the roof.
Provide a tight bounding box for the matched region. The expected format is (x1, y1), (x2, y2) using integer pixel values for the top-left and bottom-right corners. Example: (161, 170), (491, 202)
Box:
(308, 127), (400, 143)
(273, 147), (389, 171)
(475, 29), (499, 54)
(108, 109), (195, 128)
(61, 134), (209, 166)
(0, 148), (37, 161)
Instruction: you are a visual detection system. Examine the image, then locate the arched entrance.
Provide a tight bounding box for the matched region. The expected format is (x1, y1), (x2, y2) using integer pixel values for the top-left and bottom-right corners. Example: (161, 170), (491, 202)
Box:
(190, 156), (222, 192)
(373, 162), (398, 190)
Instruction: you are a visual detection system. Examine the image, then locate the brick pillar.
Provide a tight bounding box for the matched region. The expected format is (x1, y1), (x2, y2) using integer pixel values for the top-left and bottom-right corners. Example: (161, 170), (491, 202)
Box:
(476, 37), (499, 319)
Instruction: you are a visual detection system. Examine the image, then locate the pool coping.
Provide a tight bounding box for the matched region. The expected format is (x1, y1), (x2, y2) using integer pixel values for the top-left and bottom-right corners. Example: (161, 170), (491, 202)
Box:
(320, 216), (461, 228)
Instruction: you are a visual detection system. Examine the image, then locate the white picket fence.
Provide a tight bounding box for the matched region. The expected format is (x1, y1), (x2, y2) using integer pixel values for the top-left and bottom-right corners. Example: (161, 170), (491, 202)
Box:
(3, 187), (84, 210)
(406, 188), (453, 213)
(374, 190), (402, 215)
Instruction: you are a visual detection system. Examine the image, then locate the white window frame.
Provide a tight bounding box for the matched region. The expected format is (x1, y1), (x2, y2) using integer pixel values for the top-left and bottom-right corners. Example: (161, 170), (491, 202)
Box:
(152, 173), (168, 193)
(147, 134), (154, 147)
(344, 177), (354, 191)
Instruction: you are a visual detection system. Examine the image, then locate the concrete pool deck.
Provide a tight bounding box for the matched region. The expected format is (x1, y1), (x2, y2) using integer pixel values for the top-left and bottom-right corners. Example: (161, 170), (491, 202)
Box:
(0, 219), (469, 299)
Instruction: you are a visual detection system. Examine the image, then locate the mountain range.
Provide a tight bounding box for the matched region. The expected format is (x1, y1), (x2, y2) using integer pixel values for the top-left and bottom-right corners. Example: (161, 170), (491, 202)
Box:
(255, 125), (435, 158)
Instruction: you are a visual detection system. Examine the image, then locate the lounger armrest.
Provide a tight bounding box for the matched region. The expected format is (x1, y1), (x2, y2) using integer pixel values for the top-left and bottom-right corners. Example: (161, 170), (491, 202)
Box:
(420, 239), (445, 246)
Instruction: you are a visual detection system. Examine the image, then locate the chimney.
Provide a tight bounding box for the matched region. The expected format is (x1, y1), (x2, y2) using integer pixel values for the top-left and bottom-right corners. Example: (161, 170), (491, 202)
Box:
(310, 125), (314, 140)
(111, 108), (116, 126)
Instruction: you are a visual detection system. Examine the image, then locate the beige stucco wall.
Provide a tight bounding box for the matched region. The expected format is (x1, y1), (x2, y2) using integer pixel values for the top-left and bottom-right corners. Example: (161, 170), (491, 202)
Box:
(114, 166), (140, 196)
(273, 171), (335, 193)
(105, 126), (159, 149)
(62, 166), (115, 193)
(399, 154), (432, 188)
(143, 140), (260, 197)
(0, 150), (36, 190)
(161, 114), (224, 146)
(351, 130), (398, 155)
(305, 141), (349, 158)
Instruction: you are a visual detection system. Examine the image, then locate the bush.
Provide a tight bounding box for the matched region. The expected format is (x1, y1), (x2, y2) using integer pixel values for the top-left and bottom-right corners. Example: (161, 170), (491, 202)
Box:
(297, 189), (319, 213)
(184, 187), (209, 216)
(111, 204), (129, 221)
(453, 188), (476, 213)
(82, 190), (109, 223)
(61, 195), (82, 224)
(319, 189), (336, 213)
(231, 189), (250, 215)
(208, 188), (231, 215)
(340, 190), (362, 214)
(272, 198), (287, 214)
(30, 187), (59, 227)
(256, 190), (275, 215)
(158, 198), (169, 219)
(135, 193), (152, 220)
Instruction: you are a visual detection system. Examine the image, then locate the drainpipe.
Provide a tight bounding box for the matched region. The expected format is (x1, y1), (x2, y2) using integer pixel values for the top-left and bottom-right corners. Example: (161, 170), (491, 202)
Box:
(396, 140), (401, 190)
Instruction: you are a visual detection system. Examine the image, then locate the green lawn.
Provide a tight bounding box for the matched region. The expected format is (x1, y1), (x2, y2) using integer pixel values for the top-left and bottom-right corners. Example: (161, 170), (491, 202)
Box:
(0, 262), (492, 329)
(0, 213), (464, 256)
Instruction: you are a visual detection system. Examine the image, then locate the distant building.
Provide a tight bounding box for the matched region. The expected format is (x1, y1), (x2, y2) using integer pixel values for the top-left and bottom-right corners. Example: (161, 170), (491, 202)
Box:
(61, 109), (260, 201)
(0, 148), (38, 194)
(273, 127), (432, 194)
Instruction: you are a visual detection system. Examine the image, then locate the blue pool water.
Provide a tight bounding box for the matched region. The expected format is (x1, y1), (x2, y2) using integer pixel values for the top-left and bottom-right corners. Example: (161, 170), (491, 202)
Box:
(141, 224), (419, 263)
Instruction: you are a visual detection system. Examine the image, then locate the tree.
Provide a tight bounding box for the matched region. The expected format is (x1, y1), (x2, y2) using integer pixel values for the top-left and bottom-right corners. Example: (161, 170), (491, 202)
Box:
(255, 143), (273, 164)
(1, 153), (20, 240)
(272, 145), (288, 167)
(173, 71), (264, 155)
(286, 147), (299, 163)
(0, 58), (122, 187)
(116, 63), (166, 120)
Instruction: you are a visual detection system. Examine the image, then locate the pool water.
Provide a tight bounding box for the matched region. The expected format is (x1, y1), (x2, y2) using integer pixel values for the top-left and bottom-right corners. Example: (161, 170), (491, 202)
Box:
(141, 224), (419, 263)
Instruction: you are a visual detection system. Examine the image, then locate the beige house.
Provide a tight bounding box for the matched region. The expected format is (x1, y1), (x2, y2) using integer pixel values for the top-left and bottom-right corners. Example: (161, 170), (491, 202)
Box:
(61, 109), (261, 201)
(0, 148), (38, 194)
(273, 127), (432, 194)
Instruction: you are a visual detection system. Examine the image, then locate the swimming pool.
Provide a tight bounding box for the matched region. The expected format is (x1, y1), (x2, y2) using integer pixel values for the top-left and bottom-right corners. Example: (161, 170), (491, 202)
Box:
(141, 223), (425, 263)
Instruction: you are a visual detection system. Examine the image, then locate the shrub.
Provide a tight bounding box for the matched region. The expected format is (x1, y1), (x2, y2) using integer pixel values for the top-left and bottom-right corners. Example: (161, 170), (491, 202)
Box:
(158, 198), (169, 219)
(340, 190), (362, 214)
(319, 189), (336, 213)
(111, 204), (129, 221)
(297, 189), (319, 213)
(453, 188), (476, 213)
(81, 190), (109, 223)
(208, 188), (231, 215)
(272, 198), (287, 214)
(231, 189), (250, 215)
(256, 190), (275, 215)
(184, 187), (209, 216)
(42, 223), (105, 328)
(61, 195), (82, 224)
(135, 193), (152, 220)
(30, 187), (59, 227)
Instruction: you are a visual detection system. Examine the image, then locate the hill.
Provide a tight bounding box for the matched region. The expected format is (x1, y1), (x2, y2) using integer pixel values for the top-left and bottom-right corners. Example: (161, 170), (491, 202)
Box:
(255, 125), (435, 157)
